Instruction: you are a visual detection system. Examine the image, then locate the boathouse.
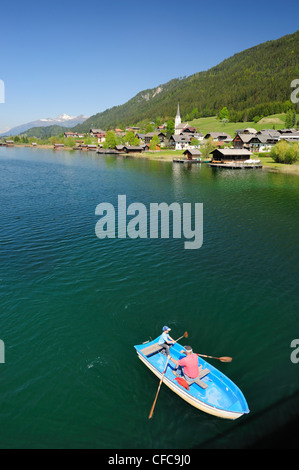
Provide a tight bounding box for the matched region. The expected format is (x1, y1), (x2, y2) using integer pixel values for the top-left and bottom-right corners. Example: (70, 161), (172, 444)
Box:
(209, 148), (262, 169)
(183, 149), (202, 160)
(210, 148), (253, 162)
(123, 145), (145, 153)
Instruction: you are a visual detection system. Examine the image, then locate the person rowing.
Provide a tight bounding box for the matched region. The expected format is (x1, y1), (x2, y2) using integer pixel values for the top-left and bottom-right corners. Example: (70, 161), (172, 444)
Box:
(169, 345), (201, 384)
(158, 326), (176, 356)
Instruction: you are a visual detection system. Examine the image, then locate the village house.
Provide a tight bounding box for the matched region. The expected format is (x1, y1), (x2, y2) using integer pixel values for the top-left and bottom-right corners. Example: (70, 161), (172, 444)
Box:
(144, 132), (167, 145)
(204, 132), (232, 143)
(235, 128), (258, 135)
(278, 129), (299, 141)
(180, 125), (197, 134)
(95, 132), (106, 144)
(90, 128), (105, 137)
(125, 126), (140, 133)
(169, 134), (192, 150)
(169, 133), (201, 151)
(233, 130), (279, 152)
(64, 131), (78, 138)
(193, 132), (204, 141)
(233, 133), (255, 149)
(136, 133), (145, 143)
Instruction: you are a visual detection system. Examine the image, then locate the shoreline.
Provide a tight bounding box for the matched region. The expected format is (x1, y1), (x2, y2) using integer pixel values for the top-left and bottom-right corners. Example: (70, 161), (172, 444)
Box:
(5, 143), (299, 176)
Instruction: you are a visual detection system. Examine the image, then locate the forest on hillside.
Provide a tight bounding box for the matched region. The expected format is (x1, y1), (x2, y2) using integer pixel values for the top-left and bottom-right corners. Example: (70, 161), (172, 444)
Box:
(74, 30), (299, 132)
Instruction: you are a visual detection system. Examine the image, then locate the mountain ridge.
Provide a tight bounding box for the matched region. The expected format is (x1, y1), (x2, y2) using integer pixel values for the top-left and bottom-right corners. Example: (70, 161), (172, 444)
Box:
(1, 114), (88, 137)
(73, 30), (299, 132)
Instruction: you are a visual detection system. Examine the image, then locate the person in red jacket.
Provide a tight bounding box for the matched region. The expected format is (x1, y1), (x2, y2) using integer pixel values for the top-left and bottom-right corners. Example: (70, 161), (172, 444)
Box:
(169, 345), (200, 383)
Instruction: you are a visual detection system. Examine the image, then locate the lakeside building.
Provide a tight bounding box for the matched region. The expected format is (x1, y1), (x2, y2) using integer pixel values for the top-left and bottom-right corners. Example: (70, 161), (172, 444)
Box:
(123, 145), (146, 153)
(211, 148), (253, 162)
(209, 148), (262, 169)
(169, 134), (192, 150)
(183, 149), (202, 160)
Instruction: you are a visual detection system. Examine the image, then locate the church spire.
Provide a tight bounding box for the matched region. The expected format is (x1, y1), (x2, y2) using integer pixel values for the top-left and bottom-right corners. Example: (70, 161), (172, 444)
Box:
(175, 103), (181, 134)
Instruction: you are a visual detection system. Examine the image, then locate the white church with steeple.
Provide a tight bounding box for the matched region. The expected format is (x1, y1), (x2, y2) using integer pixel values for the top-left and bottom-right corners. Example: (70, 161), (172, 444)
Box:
(174, 103), (189, 135)
(175, 103), (182, 135)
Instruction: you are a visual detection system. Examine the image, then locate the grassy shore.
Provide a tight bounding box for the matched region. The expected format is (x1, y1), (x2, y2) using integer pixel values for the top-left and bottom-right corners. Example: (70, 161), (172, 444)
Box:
(257, 154), (299, 174)
(10, 143), (299, 175)
(132, 150), (299, 174)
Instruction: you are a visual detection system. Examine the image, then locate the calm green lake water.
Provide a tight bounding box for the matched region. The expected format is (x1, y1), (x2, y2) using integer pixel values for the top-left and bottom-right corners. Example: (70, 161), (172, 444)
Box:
(0, 146), (299, 449)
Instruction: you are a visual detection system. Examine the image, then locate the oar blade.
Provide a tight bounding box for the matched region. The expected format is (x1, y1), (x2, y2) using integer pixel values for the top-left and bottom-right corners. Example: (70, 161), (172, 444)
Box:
(219, 357), (233, 363)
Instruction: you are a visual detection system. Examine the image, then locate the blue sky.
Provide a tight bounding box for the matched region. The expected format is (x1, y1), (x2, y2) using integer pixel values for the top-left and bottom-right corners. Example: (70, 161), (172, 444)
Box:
(0, 0), (298, 131)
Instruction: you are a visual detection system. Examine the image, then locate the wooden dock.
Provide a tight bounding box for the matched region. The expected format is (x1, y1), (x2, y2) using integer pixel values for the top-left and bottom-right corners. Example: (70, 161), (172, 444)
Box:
(209, 162), (263, 169)
(173, 158), (201, 164)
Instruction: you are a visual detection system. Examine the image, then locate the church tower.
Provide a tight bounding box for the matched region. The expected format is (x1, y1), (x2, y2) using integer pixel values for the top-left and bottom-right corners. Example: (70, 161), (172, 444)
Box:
(175, 103), (181, 135)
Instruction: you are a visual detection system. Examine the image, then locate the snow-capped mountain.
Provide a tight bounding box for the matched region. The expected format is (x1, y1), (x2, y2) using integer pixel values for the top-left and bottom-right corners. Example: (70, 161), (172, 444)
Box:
(1, 114), (88, 136)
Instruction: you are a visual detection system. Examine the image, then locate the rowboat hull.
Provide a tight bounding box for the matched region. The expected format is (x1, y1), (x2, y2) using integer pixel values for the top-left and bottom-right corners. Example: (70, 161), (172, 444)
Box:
(135, 338), (250, 420)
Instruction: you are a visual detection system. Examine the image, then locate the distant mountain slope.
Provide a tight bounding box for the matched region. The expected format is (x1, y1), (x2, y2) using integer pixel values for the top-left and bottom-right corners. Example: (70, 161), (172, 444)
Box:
(2, 114), (88, 136)
(19, 125), (71, 138)
(74, 30), (299, 131)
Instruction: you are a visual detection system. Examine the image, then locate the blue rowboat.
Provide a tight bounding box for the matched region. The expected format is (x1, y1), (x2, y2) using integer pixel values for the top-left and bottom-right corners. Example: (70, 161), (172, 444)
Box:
(134, 337), (250, 420)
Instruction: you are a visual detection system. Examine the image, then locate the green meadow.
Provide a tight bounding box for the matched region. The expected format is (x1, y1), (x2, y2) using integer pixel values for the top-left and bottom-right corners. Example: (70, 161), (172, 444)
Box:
(188, 114), (287, 136)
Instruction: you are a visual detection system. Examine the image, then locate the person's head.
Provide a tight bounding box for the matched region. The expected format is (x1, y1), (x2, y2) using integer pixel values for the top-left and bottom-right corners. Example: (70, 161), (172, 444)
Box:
(162, 326), (171, 333)
(184, 345), (193, 354)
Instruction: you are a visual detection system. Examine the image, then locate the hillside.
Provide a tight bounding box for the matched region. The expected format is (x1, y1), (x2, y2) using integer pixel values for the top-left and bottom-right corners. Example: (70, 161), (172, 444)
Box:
(19, 125), (70, 138)
(2, 114), (88, 137)
(74, 30), (299, 132)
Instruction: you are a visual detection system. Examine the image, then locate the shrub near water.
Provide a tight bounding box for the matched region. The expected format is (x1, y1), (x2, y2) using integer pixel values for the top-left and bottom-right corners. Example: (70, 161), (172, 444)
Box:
(270, 141), (299, 164)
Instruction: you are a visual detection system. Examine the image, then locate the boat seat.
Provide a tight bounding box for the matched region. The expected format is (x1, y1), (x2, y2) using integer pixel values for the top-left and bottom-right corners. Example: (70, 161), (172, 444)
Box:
(194, 368), (210, 389)
(141, 343), (162, 357)
(198, 368), (210, 380)
(184, 368), (210, 389)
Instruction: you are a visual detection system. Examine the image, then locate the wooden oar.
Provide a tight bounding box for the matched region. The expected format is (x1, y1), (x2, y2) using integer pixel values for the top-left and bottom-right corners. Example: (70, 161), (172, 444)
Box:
(148, 331), (188, 419)
(174, 331), (188, 343)
(148, 356), (170, 419)
(197, 353), (232, 363)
